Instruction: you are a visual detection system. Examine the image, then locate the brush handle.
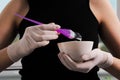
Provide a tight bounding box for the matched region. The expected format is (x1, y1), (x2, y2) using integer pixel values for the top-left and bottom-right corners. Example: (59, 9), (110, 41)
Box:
(15, 13), (43, 25)
(15, 13), (79, 39)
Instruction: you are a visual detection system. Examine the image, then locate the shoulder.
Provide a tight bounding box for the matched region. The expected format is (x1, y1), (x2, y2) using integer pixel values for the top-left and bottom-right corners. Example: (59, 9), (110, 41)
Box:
(6, 0), (29, 27)
(90, 0), (110, 6)
(90, 0), (114, 15)
(90, 0), (114, 23)
(9, 0), (28, 10)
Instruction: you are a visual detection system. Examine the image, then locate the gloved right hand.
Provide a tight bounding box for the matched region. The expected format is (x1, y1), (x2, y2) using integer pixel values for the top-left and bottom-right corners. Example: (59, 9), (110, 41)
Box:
(7, 23), (60, 62)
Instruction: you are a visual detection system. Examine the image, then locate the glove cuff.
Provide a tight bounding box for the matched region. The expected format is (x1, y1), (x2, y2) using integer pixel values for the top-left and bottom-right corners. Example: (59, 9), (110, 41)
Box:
(7, 41), (21, 62)
(98, 51), (113, 68)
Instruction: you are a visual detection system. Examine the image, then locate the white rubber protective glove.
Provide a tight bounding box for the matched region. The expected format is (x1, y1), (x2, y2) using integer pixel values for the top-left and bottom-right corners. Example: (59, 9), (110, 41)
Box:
(58, 48), (113, 73)
(7, 23), (60, 62)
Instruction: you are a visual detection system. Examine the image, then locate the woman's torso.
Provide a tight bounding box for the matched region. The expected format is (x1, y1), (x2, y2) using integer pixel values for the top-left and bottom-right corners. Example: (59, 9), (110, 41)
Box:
(18, 0), (100, 80)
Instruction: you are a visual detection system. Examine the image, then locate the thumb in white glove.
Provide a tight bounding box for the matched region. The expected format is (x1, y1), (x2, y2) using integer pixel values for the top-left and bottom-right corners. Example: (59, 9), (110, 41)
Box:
(7, 23), (60, 62)
(58, 48), (113, 73)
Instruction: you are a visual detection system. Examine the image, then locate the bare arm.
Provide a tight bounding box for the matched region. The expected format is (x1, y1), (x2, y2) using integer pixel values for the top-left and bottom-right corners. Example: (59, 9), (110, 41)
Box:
(0, 0), (29, 71)
(104, 57), (120, 79)
(0, 48), (13, 71)
(96, 0), (120, 58)
(0, 0), (29, 48)
(91, 0), (120, 79)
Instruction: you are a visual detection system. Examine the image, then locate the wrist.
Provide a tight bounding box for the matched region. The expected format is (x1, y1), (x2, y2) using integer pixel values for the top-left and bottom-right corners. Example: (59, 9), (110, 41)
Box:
(98, 50), (113, 68)
(7, 41), (21, 62)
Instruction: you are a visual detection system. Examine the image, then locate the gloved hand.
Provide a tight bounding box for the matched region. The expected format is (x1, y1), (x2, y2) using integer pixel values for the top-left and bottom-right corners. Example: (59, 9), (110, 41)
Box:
(58, 48), (113, 73)
(7, 23), (60, 62)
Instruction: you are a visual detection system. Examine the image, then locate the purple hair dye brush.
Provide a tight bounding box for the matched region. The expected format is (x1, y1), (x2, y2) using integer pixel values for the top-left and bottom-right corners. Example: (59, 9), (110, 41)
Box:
(56, 29), (82, 40)
(15, 13), (82, 40)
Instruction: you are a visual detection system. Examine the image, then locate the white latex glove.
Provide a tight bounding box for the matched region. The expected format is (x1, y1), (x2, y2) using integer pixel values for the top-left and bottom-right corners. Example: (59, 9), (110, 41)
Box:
(58, 48), (113, 73)
(7, 23), (60, 62)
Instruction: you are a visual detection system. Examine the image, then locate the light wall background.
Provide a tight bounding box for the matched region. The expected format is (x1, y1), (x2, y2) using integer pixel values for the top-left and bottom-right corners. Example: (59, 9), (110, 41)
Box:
(0, 0), (10, 13)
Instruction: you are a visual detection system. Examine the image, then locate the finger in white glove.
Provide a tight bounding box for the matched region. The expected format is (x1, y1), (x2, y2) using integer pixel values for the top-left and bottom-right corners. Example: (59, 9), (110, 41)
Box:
(58, 52), (96, 73)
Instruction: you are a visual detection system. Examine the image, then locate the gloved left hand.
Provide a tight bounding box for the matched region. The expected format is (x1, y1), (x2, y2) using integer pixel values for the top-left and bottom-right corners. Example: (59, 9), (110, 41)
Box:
(58, 48), (113, 73)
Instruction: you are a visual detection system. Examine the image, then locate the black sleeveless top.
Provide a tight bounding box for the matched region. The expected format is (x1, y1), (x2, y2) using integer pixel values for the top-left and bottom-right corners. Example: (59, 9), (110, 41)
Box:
(18, 0), (100, 80)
